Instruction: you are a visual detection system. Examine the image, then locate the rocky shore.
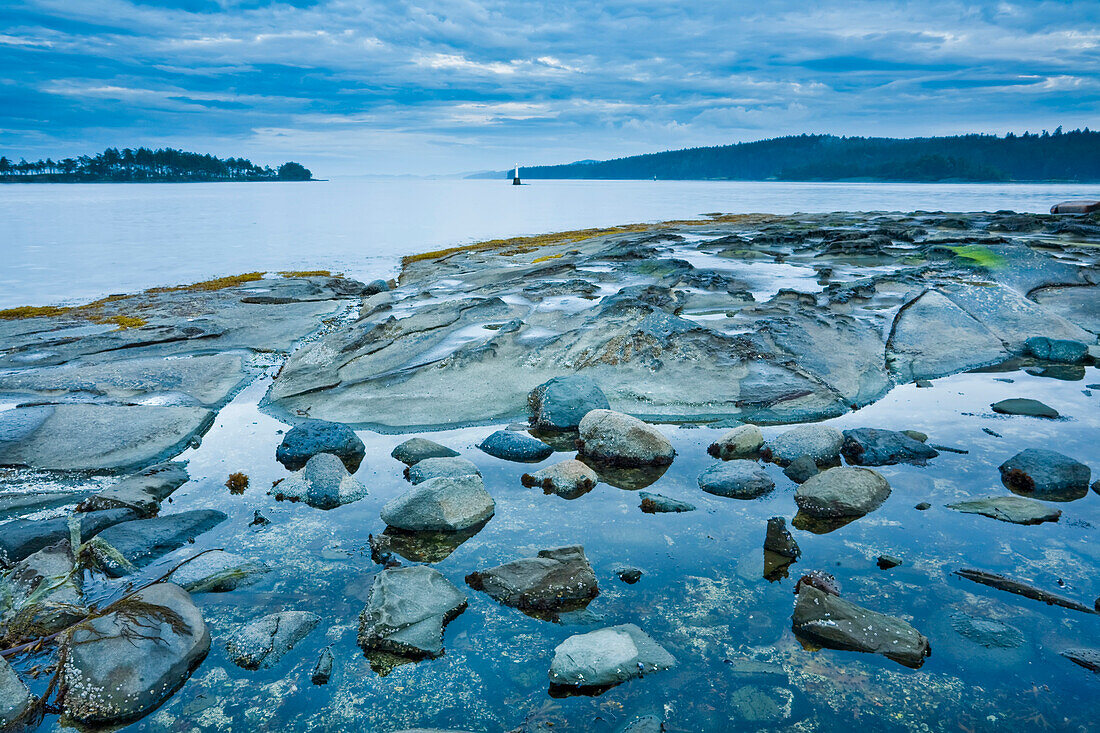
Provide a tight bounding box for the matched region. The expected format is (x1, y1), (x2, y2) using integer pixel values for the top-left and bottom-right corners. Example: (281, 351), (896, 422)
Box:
(0, 209), (1098, 731)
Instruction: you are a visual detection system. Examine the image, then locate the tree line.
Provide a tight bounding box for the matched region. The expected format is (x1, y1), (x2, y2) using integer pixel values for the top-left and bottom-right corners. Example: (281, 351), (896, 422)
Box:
(479, 128), (1100, 182)
(0, 147), (312, 182)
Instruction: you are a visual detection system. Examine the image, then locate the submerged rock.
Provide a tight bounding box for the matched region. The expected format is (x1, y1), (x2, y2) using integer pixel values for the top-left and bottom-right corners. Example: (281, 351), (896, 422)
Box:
(275, 419), (365, 472)
(707, 424), (764, 460)
(792, 585), (931, 668)
(380, 474), (495, 532)
(782, 455), (819, 484)
(794, 467), (891, 518)
(271, 452), (367, 509)
(391, 438), (459, 466)
(0, 656), (35, 729)
(991, 398), (1060, 419)
(697, 460), (775, 499)
(954, 568), (1097, 614)
(0, 508), (138, 565)
(764, 424), (843, 467)
(58, 583), (210, 725)
(947, 496), (1062, 525)
(0, 490), (91, 521)
(616, 566), (643, 584)
(1061, 648), (1100, 672)
(840, 428), (939, 466)
(369, 523), (487, 565)
(77, 461), (189, 517)
(764, 517), (801, 559)
(477, 430), (554, 463)
(999, 448), (1091, 501)
(1024, 336), (1088, 363)
(85, 509), (228, 577)
(358, 566), (468, 658)
(311, 647), (335, 685)
(548, 623), (675, 689)
(465, 546), (598, 612)
(638, 491), (696, 513)
(165, 550), (270, 593)
(576, 410), (675, 467)
(528, 375), (610, 430)
(407, 456), (481, 484)
(521, 459), (598, 499)
(225, 610), (320, 670)
(951, 612), (1024, 648)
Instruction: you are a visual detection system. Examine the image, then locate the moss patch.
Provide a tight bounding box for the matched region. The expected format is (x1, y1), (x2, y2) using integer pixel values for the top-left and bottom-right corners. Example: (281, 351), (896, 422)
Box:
(947, 245), (1008, 268)
(0, 305), (69, 320)
(279, 270), (334, 278)
(148, 271), (265, 292)
(531, 253), (564, 264)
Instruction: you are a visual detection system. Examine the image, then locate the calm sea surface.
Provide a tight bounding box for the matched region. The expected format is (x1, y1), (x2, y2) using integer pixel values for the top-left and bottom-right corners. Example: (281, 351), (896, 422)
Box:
(1, 179), (1097, 308)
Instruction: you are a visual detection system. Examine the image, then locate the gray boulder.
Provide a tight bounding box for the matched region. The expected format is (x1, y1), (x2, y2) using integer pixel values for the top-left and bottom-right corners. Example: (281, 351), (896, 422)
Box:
(0, 657), (35, 730)
(165, 550), (270, 593)
(548, 623), (675, 688)
(707, 424), (763, 460)
(1024, 336), (1088, 363)
(275, 419), (365, 472)
(358, 566), (467, 658)
(576, 410), (675, 467)
(86, 509), (228, 577)
(391, 438), (459, 466)
(77, 462), (189, 517)
(783, 455), (819, 484)
(999, 449), (1091, 501)
(528, 375), (610, 430)
(0, 539), (84, 641)
(465, 546), (599, 611)
(795, 467), (891, 518)
(520, 459), (598, 499)
(947, 496), (1061, 525)
(0, 508), (138, 565)
(792, 585), (930, 668)
(840, 428), (939, 466)
(639, 492), (696, 513)
(380, 475), (495, 532)
(407, 456), (481, 484)
(270, 452), (367, 509)
(764, 424), (843, 467)
(991, 398), (1059, 419)
(225, 610), (320, 670)
(477, 430), (554, 463)
(697, 460), (775, 499)
(58, 583), (210, 724)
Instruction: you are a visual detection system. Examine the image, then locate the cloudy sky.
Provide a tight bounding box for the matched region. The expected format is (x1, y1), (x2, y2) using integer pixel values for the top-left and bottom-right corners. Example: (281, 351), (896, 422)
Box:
(1, 0), (1097, 175)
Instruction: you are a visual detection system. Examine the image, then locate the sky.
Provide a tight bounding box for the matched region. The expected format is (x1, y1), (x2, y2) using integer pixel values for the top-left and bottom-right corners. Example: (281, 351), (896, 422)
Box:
(1, 0), (1098, 176)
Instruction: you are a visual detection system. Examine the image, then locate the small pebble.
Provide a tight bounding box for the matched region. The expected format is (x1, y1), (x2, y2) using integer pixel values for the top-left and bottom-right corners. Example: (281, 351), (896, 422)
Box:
(877, 555), (902, 569)
(616, 566), (643, 584)
(915, 502), (931, 510)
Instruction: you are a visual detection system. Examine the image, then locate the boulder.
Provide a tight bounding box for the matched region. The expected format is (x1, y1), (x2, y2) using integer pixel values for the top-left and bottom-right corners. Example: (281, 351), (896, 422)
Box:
(391, 438), (459, 466)
(275, 419), (365, 472)
(999, 449), (1091, 501)
(782, 455), (819, 484)
(0, 539), (84, 641)
(697, 460), (775, 499)
(764, 517), (800, 559)
(1024, 336), (1089, 364)
(991, 398), (1059, 419)
(270, 452), (367, 509)
(77, 462), (189, 517)
(764, 424), (843, 467)
(792, 585), (930, 668)
(85, 509), (228, 577)
(576, 410), (675, 467)
(358, 566), (467, 658)
(407, 456), (481, 484)
(164, 550), (270, 593)
(477, 430), (553, 463)
(795, 467), (891, 518)
(616, 566), (643, 584)
(528, 375), (610, 430)
(707, 424), (764, 460)
(465, 546), (598, 611)
(0, 657), (35, 729)
(548, 623), (675, 688)
(840, 428), (939, 466)
(639, 492), (696, 513)
(58, 583), (210, 724)
(311, 647), (334, 685)
(947, 496), (1061, 525)
(0, 508), (138, 565)
(380, 475), (495, 532)
(520, 460), (598, 499)
(225, 610), (320, 670)
(1050, 200), (1100, 214)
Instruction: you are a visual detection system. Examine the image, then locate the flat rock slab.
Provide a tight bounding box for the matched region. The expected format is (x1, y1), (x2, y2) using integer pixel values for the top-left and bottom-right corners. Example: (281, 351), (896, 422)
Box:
(271, 452), (367, 509)
(225, 610), (320, 670)
(841, 428), (938, 466)
(792, 585), (931, 668)
(795, 466), (891, 518)
(991, 398), (1060, 419)
(0, 656), (35, 729)
(276, 419), (365, 472)
(0, 404), (214, 471)
(521, 459), (597, 499)
(477, 430), (554, 463)
(1061, 648), (1100, 672)
(0, 490), (92, 521)
(888, 290), (1008, 382)
(947, 495), (1061, 524)
(381, 474), (495, 532)
(59, 583), (209, 725)
(88, 509), (228, 576)
(764, 424), (843, 467)
(165, 550), (270, 593)
(465, 545), (599, 611)
(697, 460), (775, 499)
(639, 491), (696, 513)
(407, 456), (481, 484)
(391, 438), (459, 465)
(358, 565), (468, 658)
(78, 461), (189, 517)
(548, 623), (675, 689)
(999, 448), (1091, 501)
(0, 508), (138, 565)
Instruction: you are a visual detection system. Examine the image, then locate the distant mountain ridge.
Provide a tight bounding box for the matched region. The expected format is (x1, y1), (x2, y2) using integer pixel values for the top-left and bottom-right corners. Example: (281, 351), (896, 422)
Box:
(471, 129), (1100, 182)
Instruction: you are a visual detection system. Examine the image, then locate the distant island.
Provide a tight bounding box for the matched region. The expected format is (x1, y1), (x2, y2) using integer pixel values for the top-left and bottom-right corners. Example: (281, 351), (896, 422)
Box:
(0, 147), (312, 183)
(472, 128), (1100, 183)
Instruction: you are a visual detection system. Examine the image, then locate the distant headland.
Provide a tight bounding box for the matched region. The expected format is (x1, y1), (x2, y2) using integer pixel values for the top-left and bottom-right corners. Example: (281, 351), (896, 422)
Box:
(0, 147), (312, 183)
(470, 128), (1100, 183)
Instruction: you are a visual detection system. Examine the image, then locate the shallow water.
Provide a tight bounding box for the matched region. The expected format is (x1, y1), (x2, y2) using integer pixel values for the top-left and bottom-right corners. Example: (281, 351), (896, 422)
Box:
(6, 361), (1093, 731)
(3, 178), (1100, 309)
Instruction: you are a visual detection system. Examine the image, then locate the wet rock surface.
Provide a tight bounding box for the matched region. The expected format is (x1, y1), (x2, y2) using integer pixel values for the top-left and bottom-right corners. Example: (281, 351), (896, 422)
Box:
(576, 410), (674, 467)
(764, 425), (843, 467)
(528, 375), (610, 430)
(638, 491), (695, 513)
(0, 508), (138, 564)
(478, 430), (554, 463)
(225, 610), (321, 670)
(275, 419), (366, 472)
(164, 550), (270, 593)
(380, 474), (495, 531)
(520, 459), (597, 499)
(840, 428), (939, 466)
(947, 495), (1062, 524)
(86, 509), (228, 576)
(358, 566), (468, 659)
(991, 398), (1060, 419)
(391, 438), (460, 465)
(407, 456), (481, 484)
(77, 461), (190, 517)
(999, 448), (1091, 500)
(465, 546), (598, 612)
(697, 460), (775, 499)
(270, 452), (368, 509)
(794, 467), (891, 518)
(1061, 648), (1100, 672)
(707, 424), (763, 460)
(0, 656), (35, 729)
(548, 623), (675, 689)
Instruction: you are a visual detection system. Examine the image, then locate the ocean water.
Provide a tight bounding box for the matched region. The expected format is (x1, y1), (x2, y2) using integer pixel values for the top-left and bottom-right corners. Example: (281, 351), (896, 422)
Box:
(1, 178), (1098, 309)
